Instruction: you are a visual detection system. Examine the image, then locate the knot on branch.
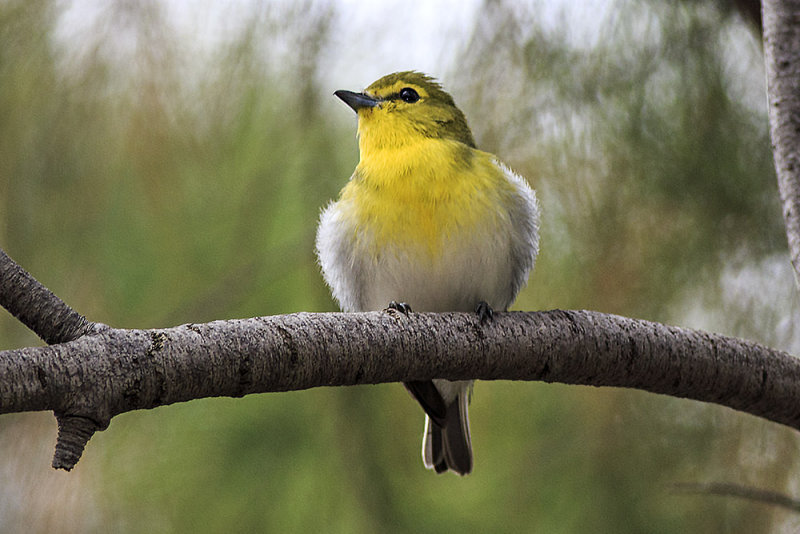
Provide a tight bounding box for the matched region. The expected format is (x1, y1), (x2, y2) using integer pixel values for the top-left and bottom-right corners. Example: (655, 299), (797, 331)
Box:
(52, 415), (101, 471)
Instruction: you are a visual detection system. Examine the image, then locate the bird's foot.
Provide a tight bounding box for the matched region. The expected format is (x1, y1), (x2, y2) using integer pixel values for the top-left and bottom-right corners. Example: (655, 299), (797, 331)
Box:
(388, 301), (413, 315)
(475, 301), (494, 323)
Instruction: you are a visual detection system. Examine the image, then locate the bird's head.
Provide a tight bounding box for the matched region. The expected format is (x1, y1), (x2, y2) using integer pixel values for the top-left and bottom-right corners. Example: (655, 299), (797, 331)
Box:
(335, 71), (476, 153)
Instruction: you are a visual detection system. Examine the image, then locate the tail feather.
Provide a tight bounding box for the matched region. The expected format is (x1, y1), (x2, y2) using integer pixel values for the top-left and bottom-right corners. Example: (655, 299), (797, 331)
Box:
(421, 389), (472, 475)
(422, 416), (449, 473)
(442, 389), (472, 474)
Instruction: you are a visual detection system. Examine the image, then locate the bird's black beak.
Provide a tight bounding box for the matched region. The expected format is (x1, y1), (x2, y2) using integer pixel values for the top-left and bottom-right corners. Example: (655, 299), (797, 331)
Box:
(334, 90), (381, 112)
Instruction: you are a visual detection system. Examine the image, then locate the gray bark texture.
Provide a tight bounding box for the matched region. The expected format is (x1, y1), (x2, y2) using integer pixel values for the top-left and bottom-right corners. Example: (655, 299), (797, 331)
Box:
(2, 305), (799, 470)
(0, 249), (92, 345)
(764, 0), (800, 283)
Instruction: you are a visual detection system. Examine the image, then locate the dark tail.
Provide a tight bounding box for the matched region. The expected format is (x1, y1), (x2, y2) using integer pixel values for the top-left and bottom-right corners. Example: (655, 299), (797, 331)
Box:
(422, 388), (472, 475)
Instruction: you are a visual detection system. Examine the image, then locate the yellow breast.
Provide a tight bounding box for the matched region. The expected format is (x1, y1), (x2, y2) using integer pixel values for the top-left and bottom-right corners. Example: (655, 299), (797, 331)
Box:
(338, 138), (513, 258)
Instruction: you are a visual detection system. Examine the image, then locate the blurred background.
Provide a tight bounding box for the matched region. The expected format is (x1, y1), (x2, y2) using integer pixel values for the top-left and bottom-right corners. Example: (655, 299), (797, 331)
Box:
(1, 0), (798, 532)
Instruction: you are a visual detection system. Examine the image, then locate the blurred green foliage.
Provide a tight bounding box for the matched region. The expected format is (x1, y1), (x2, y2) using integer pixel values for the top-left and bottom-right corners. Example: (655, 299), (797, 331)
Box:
(1, 0), (799, 532)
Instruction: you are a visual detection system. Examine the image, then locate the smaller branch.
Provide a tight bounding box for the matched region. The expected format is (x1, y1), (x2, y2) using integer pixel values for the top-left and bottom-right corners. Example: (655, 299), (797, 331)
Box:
(671, 481), (800, 513)
(763, 0), (800, 284)
(0, 247), (100, 469)
(53, 416), (101, 471)
(0, 248), (93, 345)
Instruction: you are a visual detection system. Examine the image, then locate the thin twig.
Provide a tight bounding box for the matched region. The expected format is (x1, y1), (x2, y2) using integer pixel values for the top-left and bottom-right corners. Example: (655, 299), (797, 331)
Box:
(671, 481), (800, 513)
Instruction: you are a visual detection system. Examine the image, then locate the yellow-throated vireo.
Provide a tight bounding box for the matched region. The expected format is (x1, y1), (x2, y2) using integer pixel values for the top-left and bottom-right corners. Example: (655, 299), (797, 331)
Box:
(316, 72), (540, 475)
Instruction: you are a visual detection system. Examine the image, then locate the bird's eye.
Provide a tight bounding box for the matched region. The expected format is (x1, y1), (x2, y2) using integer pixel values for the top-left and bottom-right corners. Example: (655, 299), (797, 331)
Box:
(399, 87), (420, 103)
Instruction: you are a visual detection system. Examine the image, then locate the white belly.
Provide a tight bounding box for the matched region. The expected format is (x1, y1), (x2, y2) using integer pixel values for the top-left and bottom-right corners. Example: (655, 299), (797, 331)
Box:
(359, 229), (516, 313)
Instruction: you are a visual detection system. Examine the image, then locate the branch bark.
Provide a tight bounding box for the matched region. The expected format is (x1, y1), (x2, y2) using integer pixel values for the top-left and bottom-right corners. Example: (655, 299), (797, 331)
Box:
(1, 306), (799, 470)
(0, 248), (104, 468)
(0, 248), (93, 345)
(764, 0), (800, 283)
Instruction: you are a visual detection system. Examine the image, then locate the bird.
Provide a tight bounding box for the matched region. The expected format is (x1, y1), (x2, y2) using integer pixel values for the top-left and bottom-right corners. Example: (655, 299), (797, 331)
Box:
(316, 71), (540, 475)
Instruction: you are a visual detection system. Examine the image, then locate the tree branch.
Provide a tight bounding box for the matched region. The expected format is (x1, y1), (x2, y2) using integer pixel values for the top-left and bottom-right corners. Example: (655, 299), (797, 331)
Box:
(671, 481), (800, 512)
(0, 248), (106, 468)
(1, 307), (798, 470)
(0, 248), (93, 345)
(764, 0), (800, 284)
